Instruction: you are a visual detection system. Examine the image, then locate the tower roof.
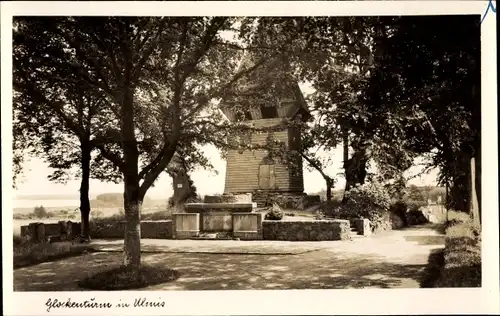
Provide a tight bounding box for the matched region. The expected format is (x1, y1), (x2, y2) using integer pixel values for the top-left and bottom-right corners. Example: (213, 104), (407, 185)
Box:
(221, 51), (311, 122)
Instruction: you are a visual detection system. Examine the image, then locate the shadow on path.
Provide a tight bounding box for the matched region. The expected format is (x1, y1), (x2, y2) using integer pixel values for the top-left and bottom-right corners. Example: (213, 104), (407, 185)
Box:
(15, 250), (431, 291)
(419, 248), (445, 288)
(13, 224), (446, 291)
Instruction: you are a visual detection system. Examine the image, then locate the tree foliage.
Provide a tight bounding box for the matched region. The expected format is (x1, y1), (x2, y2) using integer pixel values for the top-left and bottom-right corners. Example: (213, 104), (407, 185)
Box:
(13, 16), (311, 267)
(367, 15), (481, 213)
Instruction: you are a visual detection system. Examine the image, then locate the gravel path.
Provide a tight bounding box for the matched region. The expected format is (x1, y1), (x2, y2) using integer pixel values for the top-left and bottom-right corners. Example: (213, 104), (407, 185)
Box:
(13, 224), (444, 291)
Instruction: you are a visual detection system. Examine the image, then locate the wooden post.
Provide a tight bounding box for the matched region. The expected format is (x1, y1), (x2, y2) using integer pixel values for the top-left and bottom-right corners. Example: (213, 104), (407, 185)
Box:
(445, 183), (449, 223)
(470, 157), (481, 225)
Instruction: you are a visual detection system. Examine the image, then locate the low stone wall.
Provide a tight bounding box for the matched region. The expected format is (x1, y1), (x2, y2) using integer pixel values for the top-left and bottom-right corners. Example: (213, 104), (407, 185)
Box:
(91, 221), (126, 238)
(262, 219), (350, 241)
(21, 221), (81, 243)
(91, 221), (173, 239)
(22, 220), (173, 241)
(141, 221), (173, 239)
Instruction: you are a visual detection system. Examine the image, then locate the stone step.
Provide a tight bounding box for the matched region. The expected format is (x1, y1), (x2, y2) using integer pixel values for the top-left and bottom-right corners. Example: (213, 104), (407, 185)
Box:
(190, 232), (234, 240)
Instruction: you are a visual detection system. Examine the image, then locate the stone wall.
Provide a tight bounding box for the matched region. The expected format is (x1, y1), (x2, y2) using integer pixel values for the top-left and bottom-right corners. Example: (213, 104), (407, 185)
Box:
(90, 221), (126, 238)
(21, 221), (81, 243)
(262, 219), (350, 241)
(91, 220), (173, 239)
(22, 220), (173, 241)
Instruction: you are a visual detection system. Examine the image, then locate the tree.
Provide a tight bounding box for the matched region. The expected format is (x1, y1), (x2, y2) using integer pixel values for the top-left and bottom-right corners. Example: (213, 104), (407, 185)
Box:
(291, 17), (420, 201)
(13, 19), (122, 241)
(166, 145), (211, 206)
(33, 205), (48, 219)
(220, 17), (416, 201)
(367, 16), (481, 219)
(13, 17), (306, 268)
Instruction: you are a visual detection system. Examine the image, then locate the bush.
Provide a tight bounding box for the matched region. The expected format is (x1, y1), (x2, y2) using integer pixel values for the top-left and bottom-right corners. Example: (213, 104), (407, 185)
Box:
(390, 201), (409, 226)
(447, 210), (472, 227)
(319, 200), (342, 218)
(92, 210), (104, 218)
(33, 205), (48, 219)
(91, 213), (126, 225)
(13, 213), (25, 220)
(337, 183), (392, 232)
(13, 234), (29, 246)
(314, 209), (325, 220)
(389, 199), (430, 227)
(435, 212), (481, 287)
(406, 208), (429, 225)
(78, 265), (180, 290)
(264, 204), (284, 220)
(142, 210), (172, 221)
(14, 240), (92, 269)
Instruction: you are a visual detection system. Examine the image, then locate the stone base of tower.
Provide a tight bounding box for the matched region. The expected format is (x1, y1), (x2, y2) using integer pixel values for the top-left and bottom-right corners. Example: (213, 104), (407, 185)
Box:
(250, 191), (321, 209)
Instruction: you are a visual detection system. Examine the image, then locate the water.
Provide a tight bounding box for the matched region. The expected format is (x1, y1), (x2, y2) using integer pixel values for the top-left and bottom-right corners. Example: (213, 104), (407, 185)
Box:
(13, 199), (80, 211)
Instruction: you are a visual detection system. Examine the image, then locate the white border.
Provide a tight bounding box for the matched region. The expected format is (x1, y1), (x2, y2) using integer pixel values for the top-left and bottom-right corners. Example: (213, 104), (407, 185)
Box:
(2, 1), (498, 315)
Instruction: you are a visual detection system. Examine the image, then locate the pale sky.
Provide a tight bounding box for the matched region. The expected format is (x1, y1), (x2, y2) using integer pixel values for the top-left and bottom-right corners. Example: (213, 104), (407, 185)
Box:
(14, 143), (439, 199)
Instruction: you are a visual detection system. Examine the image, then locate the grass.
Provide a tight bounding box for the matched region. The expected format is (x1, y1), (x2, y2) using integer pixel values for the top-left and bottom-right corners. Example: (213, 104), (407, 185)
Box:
(78, 265), (180, 290)
(13, 235), (93, 269)
(434, 211), (481, 287)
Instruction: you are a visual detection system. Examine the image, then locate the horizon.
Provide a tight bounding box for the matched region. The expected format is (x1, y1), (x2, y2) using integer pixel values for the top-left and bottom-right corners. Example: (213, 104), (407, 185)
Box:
(14, 144), (439, 201)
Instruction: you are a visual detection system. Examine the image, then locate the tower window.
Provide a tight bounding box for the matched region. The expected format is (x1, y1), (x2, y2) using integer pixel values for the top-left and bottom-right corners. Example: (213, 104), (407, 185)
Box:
(260, 105), (278, 119)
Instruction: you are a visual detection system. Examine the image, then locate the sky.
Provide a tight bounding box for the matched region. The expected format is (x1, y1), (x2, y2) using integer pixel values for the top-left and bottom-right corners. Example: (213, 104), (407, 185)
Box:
(14, 143), (439, 200)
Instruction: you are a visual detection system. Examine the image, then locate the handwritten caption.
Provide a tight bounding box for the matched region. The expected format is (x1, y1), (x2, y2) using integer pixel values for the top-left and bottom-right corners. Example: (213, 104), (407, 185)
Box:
(46, 297), (165, 312)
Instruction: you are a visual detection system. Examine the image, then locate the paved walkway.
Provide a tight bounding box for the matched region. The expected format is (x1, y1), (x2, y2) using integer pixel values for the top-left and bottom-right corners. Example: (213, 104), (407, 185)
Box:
(13, 224), (445, 291)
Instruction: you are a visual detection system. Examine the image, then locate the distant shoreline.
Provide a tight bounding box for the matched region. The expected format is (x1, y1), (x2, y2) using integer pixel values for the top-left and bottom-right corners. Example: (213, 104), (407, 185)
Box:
(14, 206), (80, 214)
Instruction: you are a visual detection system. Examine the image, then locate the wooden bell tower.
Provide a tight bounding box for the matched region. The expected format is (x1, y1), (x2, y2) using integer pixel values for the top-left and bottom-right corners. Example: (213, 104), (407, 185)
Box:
(220, 83), (311, 198)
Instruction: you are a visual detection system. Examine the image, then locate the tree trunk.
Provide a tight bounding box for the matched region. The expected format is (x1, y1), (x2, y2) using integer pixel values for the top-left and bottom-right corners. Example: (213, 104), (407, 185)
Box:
(342, 129), (350, 203)
(120, 36), (142, 268)
(79, 140), (91, 241)
(343, 147), (368, 203)
(122, 106), (142, 268)
(326, 178), (332, 202)
(474, 144), (481, 223)
(123, 174), (142, 267)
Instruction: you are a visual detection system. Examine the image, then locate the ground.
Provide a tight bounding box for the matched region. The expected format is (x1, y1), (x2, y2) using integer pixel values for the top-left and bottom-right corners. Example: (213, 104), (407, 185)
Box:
(13, 224), (444, 291)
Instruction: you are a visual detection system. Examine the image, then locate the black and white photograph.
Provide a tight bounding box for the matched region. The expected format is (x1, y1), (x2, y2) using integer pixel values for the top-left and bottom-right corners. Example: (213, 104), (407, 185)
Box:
(2, 1), (498, 315)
